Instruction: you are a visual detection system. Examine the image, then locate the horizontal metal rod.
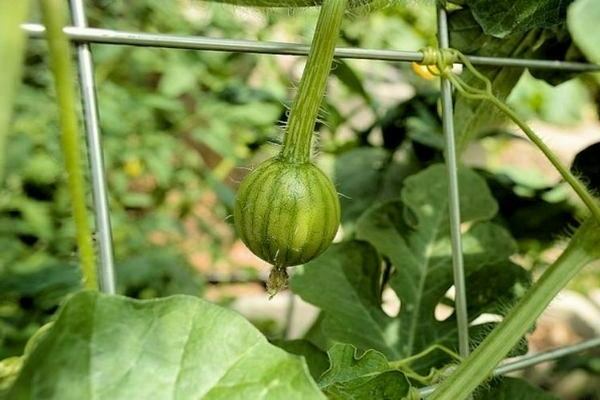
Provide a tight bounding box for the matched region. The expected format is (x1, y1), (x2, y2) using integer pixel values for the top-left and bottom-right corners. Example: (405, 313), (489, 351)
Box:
(493, 336), (600, 376)
(23, 23), (600, 72)
(419, 337), (600, 397)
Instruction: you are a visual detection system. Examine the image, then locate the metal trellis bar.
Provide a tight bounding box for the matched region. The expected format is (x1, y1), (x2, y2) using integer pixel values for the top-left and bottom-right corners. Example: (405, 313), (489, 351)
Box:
(22, 23), (600, 72)
(419, 337), (600, 397)
(436, 4), (469, 359)
(68, 0), (116, 294)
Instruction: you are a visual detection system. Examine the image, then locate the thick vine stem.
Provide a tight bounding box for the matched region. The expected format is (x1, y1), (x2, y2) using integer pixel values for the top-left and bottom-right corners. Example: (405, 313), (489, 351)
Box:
(0, 0), (30, 182)
(280, 0), (348, 164)
(41, 0), (98, 290)
(430, 218), (600, 400)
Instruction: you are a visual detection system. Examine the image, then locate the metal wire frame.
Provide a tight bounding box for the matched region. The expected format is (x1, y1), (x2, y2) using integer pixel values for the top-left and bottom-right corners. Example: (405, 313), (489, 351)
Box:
(22, 23), (600, 72)
(22, 0), (600, 390)
(68, 0), (116, 294)
(418, 337), (600, 397)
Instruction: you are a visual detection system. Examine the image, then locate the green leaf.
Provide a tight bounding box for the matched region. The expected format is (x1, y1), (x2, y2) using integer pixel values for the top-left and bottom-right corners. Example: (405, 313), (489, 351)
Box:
(449, 10), (575, 151)
(568, 0), (600, 63)
(474, 377), (559, 400)
(357, 165), (516, 357)
(334, 147), (419, 228)
(319, 344), (410, 400)
(464, 0), (571, 38)
(291, 241), (391, 354)
(293, 165), (527, 367)
(334, 148), (390, 225)
(507, 72), (590, 126)
(8, 291), (325, 400)
(271, 339), (330, 380)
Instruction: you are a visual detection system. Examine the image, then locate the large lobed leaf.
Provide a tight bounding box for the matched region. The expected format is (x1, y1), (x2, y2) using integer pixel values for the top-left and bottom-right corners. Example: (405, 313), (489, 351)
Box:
(7, 291), (324, 400)
(292, 164), (529, 367)
(463, 0), (572, 38)
(319, 344), (410, 399)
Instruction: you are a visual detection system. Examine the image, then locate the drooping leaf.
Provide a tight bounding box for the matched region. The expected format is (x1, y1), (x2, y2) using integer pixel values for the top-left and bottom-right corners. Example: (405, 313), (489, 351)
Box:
(334, 148), (390, 224)
(356, 165), (517, 358)
(293, 165), (528, 368)
(334, 147), (419, 228)
(507, 72), (590, 126)
(463, 0), (572, 38)
(8, 291), (324, 400)
(272, 339), (330, 380)
(449, 9), (580, 152)
(474, 377), (559, 400)
(291, 241), (391, 354)
(568, 0), (600, 63)
(319, 344), (410, 400)
(449, 9), (530, 153)
(481, 169), (578, 244)
(380, 92), (441, 152)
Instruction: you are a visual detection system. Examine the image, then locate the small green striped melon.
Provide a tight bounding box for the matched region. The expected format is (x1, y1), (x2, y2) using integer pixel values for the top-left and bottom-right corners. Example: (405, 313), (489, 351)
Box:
(234, 157), (340, 267)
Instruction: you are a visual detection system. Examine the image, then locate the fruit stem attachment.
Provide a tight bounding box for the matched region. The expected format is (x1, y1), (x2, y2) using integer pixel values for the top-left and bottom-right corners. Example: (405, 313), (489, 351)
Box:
(429, 218), (600, 400)
(280, 0), (348, 164)
(41, 0), (98, 290)
(267, 266), (289, 299)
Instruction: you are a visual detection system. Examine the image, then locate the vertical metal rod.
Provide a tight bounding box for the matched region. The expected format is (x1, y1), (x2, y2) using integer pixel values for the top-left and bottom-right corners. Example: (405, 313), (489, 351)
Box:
(436, 2), (470, 358)
(69, 0), (116, 294)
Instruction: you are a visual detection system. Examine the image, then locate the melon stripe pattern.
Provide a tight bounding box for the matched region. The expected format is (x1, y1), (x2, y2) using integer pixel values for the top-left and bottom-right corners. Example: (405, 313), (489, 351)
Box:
(234, 158), (340, 267)
(233, 0), (347, 295)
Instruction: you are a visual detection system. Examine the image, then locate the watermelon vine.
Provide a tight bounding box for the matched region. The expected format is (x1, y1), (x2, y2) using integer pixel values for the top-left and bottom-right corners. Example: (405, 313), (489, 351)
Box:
(234, 0), (346, 296)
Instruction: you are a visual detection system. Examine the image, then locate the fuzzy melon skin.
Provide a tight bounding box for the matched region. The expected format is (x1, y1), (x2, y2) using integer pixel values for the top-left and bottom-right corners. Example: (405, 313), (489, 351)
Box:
(234, 157), (340, 267)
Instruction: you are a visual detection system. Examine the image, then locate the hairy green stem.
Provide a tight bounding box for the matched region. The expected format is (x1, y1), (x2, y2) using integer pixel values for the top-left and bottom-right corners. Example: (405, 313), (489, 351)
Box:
(280, 0), (347, 163)
(40, 0), (98, 290)
(442, 53), (600, 225)
(430, 218), (600, 400)
(0, 0), (30, 182)
(489, 97), (600, 223)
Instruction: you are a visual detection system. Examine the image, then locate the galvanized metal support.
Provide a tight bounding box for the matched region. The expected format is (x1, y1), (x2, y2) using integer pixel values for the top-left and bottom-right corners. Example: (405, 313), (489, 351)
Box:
(69, 0), (116, 293)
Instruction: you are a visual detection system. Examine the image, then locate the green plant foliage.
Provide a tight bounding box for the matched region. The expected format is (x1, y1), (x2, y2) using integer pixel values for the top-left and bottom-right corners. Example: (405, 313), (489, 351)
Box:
(508, 72), (591, 126)
(7, 291), (324, 399)
(3, 1), (598, 398)
(449, 5), (590, 152)
(334, 148), (395, 225)
(271, 339), (330, 379)
(319, 344), (410, 399)
(462, 0), (571, 38)
(568, 0), (600, 63)
(474, 377), (560, 400)
(292, 165), (530, 367)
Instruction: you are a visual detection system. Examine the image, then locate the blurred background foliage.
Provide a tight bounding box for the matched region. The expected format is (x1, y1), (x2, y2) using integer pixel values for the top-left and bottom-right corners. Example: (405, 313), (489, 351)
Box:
(1, 2), (599, 396)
